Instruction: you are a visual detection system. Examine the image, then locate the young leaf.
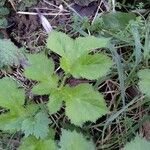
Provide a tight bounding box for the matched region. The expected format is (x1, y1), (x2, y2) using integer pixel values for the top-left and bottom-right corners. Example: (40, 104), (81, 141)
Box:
(0, 77), (24, 110)
(47, 30), (112, 80)
(48, 84), (108, 126)
(32, 75), (58, 95)
(102, 12), (136, 30)
(24, 53), (58, 95)
(62, 53), (113, 80)
(59, 129), (95, 150)
(47, 30), (74, 57)
(0, 39), (25, 68)
(21, 112), (50, 139)
(64, 84), (108, 126)
(124, 135), (150, 150)
(0, 83), (40, 134)
(0, 104), (39, 132)
(18, 133), (56, 150)
(75, 36), (110, 55)
(138, 69), (150, 97)
(24, 53), (54, 81)
(0, 112), (24, 132)
(47, 89), (64, 114)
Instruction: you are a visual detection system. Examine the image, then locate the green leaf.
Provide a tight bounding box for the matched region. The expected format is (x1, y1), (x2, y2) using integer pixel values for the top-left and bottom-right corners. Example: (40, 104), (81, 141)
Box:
(0, 0), (6, 6)
(21, 112), (50, 139)
(32, 75), (58, 95)
(0, 102), (39, 133)
(0, 104), (37, 132)
(64, 84), (108, 126)
(124, 136), (150, 150)
(0, 112), (24, 132)
(24, 53), (54, 81)
(48, 84), (108, 126)
(0, 17), (8, 28)
(62, 53), (113, 80)
(0, 77), (24, 110)
(47, 89), (63, 114)
(0, 7), (9, 15)
(138, 69), (150, 97)
(75, 36), (110, 55)
(24, 53), (58, 94)
(47, 31), (109, 61)
(18, 0), (38, 11)
(102, 12), (136, 30)
(0, 39), (25, 68)
(18, 134), (56, 150)
(47, 30), (74, 57)
(47, 30), (112, 79)
(59, 129), (95, 150)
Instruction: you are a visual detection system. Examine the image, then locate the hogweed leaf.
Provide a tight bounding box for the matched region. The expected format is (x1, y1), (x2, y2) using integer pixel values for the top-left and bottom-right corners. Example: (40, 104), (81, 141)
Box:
(68, 53), (113, 80)
(138, 69), (150, 97)
(64, 84), (108, 126)
(102, 12), (136, 30)
(0, 39), (25, 68)
(24, 53), (54, 81)
(47, 89), (64, 114)
(59, 129), (95, 150)
(24, 53), (58, 94)
(75, 36), (110, 56)
(0, 77), (24, 110)
(21, 112), (50, 139)
(47, 30), (112, 80)
(32, 75), (58, 95)
(0, 112), (24, 132)
(0, 104), (37, 132)
(18, 133), (56, 150)
(0, 101), (40, 134)
(48, 84), (108, 126)
(124, 135), (150, 150)
(47, 30), (74, 57)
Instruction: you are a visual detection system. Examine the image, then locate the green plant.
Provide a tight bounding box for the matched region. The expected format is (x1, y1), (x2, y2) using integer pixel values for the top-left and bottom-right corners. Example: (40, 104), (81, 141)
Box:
(0, 39), (25, 68)
(0, 0), (9, 29)
(124, 135), (150, 150)
(17, 0), (39, 11)
(0, 30), (113, 149)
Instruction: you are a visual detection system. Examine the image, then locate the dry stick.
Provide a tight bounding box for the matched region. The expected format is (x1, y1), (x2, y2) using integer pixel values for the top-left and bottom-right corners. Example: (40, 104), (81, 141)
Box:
(43, 0), (61, 9)
(17, 11), (70, 16)
(61, 0), (82, 18)
(43, 0), (68, 12)
(112, 0), (116, 12)
(92, 0), (103, 25)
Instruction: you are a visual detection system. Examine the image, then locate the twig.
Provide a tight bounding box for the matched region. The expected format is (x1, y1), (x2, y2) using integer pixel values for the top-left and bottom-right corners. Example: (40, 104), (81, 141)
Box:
(17, 11), (70, 16)
(61, 0), (82, 18)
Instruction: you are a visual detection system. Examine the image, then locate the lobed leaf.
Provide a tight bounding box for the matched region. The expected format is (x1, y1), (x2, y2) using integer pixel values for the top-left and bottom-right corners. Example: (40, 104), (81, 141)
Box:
(47, 89), (64, 114)
(138, 69), (150, 97)
(24, 53), (54, 81)
(0, 77), (24, 110)
(102, 12), (136, 30)
(124, 135), (150, 150)
(47, 30), (74, 57)
(24, 53), (58, 94)
(47, 30), (112, 80)
(21, 112), (50, 139)
(18, 133), (56, 150)
(0, 39), (25, 68)
(0, 102), (40, 134)
(0, 112), (24, 132)
(64, 84), (108, 126)
(69, 53), (113, 80)
(48, 84), (108, 126)
(59, 129), (95, 150)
